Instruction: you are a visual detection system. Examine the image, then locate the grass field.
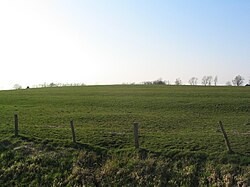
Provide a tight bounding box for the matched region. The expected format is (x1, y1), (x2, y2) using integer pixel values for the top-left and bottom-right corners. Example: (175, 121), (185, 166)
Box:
(0, 85), (250, 186)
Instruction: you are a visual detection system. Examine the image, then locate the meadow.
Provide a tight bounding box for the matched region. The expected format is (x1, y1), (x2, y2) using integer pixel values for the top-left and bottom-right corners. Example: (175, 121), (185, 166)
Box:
(0, 85), (250, 186)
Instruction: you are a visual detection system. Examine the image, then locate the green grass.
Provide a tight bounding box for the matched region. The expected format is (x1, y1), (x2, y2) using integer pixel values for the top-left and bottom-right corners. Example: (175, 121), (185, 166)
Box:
(0, 85), (250, 186)
(1, 85), (249, 155)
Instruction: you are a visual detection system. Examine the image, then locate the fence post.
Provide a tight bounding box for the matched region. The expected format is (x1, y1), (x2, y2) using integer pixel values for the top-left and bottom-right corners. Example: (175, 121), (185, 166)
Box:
(219, 121), (233, 153)
(70, 120), (76, 143)
(14, 114), (19, 137)
(133, 122), (139, 149)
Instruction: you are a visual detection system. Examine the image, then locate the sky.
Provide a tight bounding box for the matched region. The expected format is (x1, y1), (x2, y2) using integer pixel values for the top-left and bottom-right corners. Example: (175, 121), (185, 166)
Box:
(0, 0), (249, 89)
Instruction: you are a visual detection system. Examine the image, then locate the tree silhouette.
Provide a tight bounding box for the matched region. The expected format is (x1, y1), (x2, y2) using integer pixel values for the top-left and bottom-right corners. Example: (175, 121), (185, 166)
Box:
(13, 84), (22, 90)
(214, 76), (218, 86)
(175, 78), (182, 85)
(188, 77), (198, 85)
(232, 75), (244, 86)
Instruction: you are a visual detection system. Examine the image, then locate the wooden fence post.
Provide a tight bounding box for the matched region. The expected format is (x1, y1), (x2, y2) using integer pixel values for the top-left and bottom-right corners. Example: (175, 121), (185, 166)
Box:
(133, 122), (139, 149)
(14, 114), (19, 137)
(219, 121), (233, 153)
(70, 120), (76, 143)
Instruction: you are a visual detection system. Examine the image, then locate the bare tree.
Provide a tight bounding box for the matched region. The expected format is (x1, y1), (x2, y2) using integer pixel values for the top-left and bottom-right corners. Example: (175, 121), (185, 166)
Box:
(153, 78), (166, 85)
(207, 76), (213, 86)
(202, 76), (208, 86)
(232, 75), (244, 86)
(214, 76), (218, 86)
(49, 82), (57, 87)
(188, 77), (198, 85)
(175, 78), (182, 85)
(13, 84), (22, 90)
(143, 81), (153, 85)
(202, 75), (213, 86)
(165, 80), (171, 85)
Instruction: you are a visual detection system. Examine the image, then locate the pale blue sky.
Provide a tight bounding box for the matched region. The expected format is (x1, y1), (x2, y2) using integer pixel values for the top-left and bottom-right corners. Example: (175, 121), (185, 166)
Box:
(0, 0), (249, 89)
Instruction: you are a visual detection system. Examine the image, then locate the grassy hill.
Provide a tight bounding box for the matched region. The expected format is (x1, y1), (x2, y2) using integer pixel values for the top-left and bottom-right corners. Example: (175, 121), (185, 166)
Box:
(0, 85), (249, 186)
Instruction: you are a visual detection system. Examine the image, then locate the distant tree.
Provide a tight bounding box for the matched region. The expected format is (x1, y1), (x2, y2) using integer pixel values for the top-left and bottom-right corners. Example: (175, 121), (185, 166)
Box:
(175, 78), (182, 85)
(165, 80), (171, 85)
(226, 81), (232, 86)
(143, 81), (153, 85)
(202, 75), (213, 86)
(13, 84), (22, 90)
(202, 76), (208, 86)
(49, 82), (57, 87)
(153, 78), (166, 85)
(214, 76), (218, 86)
(232, 75), (244, 86)
(41, 82), (48, 88)
(207, 76), (213, 86)
(188, 77), (198, 85)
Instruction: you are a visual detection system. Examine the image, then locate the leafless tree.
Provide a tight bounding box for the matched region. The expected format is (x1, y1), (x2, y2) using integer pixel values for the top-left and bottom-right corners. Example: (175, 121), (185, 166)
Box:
(214, 76), (218, 86)
(143, 81), (153, 85)
(202, 76), (208, 86)
(49, 82), (57, 87)
(175, 78), (182, 85)
(188, 77), (198, 85)
(202, 75), (213, 86)
(165, 80), (171, 85)
(207, 76), (213, 86)
(13, 84), (22, 90)
(153, 78), (166, 85)
(232, 75), (244, 86)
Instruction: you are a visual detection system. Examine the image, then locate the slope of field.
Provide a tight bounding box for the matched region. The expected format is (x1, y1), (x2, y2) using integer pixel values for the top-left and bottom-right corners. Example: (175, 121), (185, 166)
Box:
(1, 85), (249, 154)
(0, 85), (250, 186)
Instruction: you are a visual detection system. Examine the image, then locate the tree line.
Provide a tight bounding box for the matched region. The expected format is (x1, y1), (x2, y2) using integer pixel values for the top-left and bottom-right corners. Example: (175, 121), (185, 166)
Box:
(142, 75), (249, 86)
(12, 75), (249, 90)
(13, 82), (86, 90)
